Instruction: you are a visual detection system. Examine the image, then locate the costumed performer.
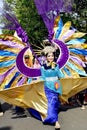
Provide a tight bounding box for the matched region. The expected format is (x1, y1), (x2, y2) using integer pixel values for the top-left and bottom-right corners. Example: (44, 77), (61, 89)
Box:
(40, 45), (64, 129)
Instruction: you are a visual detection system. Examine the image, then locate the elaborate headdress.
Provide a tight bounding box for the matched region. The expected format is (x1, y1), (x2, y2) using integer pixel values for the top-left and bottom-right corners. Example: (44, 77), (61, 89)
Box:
(41, 46), (56, 55)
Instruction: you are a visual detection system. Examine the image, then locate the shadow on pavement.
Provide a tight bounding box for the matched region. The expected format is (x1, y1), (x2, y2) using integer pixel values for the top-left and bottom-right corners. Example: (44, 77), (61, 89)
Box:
(59, 103), (87, 113)
(11, 114), (27, 119)
(0, 126), (12, 130)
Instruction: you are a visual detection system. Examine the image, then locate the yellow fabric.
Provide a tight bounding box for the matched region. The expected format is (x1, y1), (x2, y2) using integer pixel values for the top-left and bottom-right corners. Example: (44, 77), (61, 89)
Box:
(58, 21), (71, 40)
(0, 56), (15, 62)
(82, 44), (87, 49)
(60, 77), (87, 102)
(0, 65), (15, 74)
(70, 52), (86, 64)
(0, 67), (16, 88)
(54, 15), (60, 27)
(10, 74), (25, 88)
(0, 77), (87, 106)
(0, 34), (25, 46)
(0, 80), (47, 120)
(66, 32), (86, 41)
(0, 44), (21, 54)
(69, 59), (85, 72)
(69, 44), (83, 49)
(53, 15), (60, 38)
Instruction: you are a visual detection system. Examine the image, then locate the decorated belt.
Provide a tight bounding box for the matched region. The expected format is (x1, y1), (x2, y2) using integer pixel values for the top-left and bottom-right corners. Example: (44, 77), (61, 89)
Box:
(46, 77), (58, 81)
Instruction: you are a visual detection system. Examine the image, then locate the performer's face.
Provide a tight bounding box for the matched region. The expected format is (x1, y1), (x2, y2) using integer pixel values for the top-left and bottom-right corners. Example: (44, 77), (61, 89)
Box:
(24, 58), (29, 65)
(46, 52), (54, 63)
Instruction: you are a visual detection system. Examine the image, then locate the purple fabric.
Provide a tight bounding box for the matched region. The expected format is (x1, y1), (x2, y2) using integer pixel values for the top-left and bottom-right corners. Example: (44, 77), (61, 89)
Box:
(43, 87), (60, 123)
(16, 40), (69, 77)
(34, 0), (63, 15)
(38, 56), (46, 65)
(17, 76), (27, 86)
(53, 39), (69, 68)
(62, 0), (73, 12)
(61, 30), (75, 41)
(16, 27), (28, 43)
(34, 0), (73, 41)
(0, 3), (28, 44)
(70, 56), (86, 67)
(16, 47), (41, 77)
(0, 39), (24, 49)
(34, 0), (63, 41)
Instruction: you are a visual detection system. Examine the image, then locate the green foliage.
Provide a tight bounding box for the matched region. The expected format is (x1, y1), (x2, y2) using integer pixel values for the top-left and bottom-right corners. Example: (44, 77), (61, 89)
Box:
(60, 0), (87, 33)
(5, 0), (48, 44)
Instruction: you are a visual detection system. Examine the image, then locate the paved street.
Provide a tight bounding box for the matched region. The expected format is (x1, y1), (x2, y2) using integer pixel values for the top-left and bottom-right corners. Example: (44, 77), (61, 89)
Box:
(0, 102), (87, 130)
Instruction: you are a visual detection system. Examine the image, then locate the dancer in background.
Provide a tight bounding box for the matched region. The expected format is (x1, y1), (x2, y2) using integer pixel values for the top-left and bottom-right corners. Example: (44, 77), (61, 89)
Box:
(24, 55), (33, 67)
(78, 56), (87, 110)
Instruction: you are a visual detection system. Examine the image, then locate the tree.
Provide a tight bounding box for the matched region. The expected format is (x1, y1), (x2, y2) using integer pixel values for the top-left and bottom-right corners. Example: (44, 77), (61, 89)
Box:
(5, 0), (48, 44)
(60, 0), (87, 33)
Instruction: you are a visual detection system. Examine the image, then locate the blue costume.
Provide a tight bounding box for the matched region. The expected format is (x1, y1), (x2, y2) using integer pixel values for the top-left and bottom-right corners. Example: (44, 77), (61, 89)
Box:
(41, 63), (64, 124)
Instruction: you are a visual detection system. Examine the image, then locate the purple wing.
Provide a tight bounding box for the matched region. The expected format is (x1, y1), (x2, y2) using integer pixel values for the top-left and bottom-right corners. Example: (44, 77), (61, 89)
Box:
(34, 0), (73, 41)
(0, 2), (28, 44)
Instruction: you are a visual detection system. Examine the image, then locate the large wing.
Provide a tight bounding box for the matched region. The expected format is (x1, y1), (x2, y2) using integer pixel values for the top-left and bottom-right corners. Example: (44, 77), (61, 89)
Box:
(0, 34), (27, 90)
(53, 17), (87, 102)
(60, 77), (87, 102)
(53, 17), (87, 78)
(0, 35), (47, 118)
(0, 2), (42, 109)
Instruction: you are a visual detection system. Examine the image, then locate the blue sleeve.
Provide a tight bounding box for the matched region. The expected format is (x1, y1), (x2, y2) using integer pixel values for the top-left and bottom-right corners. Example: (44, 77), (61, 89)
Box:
(56, 65), (64, 78)
(40, 66), (46, 80)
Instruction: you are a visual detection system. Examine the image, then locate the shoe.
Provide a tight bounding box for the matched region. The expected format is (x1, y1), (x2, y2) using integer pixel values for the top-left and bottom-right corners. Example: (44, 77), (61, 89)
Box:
(84, 101), (87, 105)
(55, 121), (61, 130)
(81, 105), (85, 110)
(0, 112), (4, 117)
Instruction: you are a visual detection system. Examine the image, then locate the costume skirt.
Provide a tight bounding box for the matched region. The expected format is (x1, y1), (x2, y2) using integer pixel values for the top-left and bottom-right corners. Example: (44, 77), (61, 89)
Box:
(28, 86), (60, 124)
